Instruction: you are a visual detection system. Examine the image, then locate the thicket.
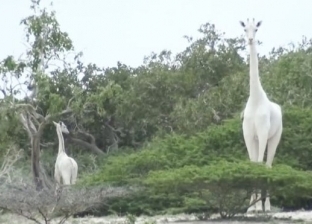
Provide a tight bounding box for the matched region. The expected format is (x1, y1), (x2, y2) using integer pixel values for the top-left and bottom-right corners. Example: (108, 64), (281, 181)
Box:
(83, 107), (312, 216)
(1, 0), (312, 220)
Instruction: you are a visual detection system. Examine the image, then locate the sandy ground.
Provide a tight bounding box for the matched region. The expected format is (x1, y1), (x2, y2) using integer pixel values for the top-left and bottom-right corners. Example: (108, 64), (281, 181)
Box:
(2, 211), (312, 223)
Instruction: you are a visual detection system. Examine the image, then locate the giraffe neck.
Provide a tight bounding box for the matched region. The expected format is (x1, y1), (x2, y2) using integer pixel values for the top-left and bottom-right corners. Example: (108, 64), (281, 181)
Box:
(56, 127), (65, 155)
(249, 42), (264, 100)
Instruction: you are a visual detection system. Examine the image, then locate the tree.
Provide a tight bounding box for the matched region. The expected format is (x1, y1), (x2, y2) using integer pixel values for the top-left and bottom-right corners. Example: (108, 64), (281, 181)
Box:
(1, 0), (82, 190)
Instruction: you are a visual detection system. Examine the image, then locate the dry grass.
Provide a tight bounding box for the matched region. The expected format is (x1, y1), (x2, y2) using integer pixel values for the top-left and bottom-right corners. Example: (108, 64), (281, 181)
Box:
(0, 183), (130, 224)
(0, 145), (132, 224)
(0, 145), (305, 224)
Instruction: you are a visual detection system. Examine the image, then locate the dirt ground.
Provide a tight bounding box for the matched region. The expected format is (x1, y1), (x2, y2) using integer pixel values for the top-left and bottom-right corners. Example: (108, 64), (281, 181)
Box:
(1, 212), (312, 224)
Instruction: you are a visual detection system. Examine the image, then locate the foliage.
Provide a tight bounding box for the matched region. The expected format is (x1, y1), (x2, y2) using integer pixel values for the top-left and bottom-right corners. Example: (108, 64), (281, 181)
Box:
(86, 105), (312, 184)
(275, 106), (312, 170)
(83, 105), (312, 215)
(82, 117), (246, 186)
(145, 161), (312, 218)
(2, 0), (312, 217)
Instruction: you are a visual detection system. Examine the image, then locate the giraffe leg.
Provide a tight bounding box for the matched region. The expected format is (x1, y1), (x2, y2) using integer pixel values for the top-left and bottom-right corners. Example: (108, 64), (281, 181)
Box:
(264, 125), (282, 212)
(266, 125), (282, 168)
(61, 170), (71, 185)
(54, 168), (61, 196)
(243, 133), (260, 213)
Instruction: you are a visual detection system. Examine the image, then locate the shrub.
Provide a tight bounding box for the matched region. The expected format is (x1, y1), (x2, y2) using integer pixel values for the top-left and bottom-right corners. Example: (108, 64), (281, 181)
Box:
(276, 106), (312, 170)
(82, 105), (312, 214)
(145, 160), (312, 218)
(83, 118), (246, 186)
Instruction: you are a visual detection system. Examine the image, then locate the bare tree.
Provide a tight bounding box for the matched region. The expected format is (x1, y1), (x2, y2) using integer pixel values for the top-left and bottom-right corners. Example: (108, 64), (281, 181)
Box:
(0, 145), (23, 184)
(0, 182), (130, 224)
(12, 99), (75, 191)
(0, 115), (131, 224)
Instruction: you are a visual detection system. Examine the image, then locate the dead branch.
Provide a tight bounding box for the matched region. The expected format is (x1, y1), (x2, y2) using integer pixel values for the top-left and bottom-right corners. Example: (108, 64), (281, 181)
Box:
(14, 94), (77, 141)
(63, 123), (105, 155)
(104, 122), (125, 136)
(67, 132), (105, 155)
(77, 130), (96, 144)
(44, 108), (73, 125)
(12, 88), (83, 129)
(39, 162), (54, 190)
(0, 89), (7, 97)
(40, 142), (56, 148)
(0, 146), (23, 182)
(19, 112), (37, 137)
(102, 119), (125, 153)
(12, 103), (45, 121)
(67, 93), (80, 108)
(0, 180), (131, 224)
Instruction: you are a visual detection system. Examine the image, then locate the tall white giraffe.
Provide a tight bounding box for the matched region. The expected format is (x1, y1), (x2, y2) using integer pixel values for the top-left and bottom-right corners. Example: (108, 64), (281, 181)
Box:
(53, 121), (78, 190)
(240, 19), (283, 212)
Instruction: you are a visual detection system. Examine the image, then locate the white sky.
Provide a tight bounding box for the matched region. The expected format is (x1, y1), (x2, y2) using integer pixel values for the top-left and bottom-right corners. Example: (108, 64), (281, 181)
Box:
(1, 0), (311, 69)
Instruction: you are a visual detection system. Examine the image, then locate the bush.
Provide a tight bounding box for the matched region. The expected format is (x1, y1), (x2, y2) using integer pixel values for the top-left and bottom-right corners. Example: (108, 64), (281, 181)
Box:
(276, 106), (312, 170)
(83, 118), (246, 186)
(145, 160), (312, 218)
(82, 105), (312, 214)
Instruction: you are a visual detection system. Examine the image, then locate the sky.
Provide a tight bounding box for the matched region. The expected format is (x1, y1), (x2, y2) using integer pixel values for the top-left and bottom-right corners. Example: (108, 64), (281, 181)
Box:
(0, 0), (311, 98)
(1, 0), (312, 69)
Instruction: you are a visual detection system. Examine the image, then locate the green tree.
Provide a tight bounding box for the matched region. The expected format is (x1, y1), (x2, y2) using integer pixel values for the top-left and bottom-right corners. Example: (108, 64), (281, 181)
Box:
(1, 0), (82, 190)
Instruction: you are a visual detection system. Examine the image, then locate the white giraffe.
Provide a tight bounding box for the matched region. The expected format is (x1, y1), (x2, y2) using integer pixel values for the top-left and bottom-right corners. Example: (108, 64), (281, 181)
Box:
(53, 121), (78, 189)
(240, 19), (283, 212)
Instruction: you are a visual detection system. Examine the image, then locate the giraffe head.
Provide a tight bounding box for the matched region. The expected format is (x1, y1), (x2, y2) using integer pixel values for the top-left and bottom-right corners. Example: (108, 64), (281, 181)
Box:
(53, 121), (69, 134)
(239, 18), (262, 45)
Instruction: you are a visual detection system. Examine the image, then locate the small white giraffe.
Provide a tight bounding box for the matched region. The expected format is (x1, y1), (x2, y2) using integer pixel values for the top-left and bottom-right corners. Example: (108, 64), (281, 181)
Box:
(240, 19), (283, 213)
(53, 121), (78, 190)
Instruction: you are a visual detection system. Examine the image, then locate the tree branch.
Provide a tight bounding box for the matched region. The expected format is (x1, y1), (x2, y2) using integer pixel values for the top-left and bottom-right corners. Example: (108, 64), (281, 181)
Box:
(77, 130), (96, 145)
(19, 113), (37, 137)
(104, 119), (125, 136)
(67, 135), (104, 155)
(0, 146), (23, 181)
(0, 89), (7, 97)
(43, 90), (83, 126)
(37, 107), (73, 135)
(0, 180), (130, 224)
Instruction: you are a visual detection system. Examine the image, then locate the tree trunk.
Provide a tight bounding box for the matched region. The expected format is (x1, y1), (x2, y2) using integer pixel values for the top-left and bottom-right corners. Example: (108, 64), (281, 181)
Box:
(105, 117), (119, 152)
(31, 135), (43, 191)
(107, 128), (118, 152)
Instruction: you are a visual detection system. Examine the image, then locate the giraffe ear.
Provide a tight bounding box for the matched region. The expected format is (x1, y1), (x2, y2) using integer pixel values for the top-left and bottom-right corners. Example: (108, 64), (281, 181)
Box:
(53, 121), (58, 126)
(239, 21), (245, 27)
(256, 21), (262, 27)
